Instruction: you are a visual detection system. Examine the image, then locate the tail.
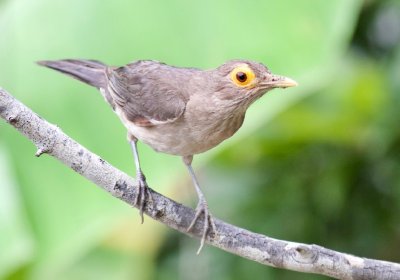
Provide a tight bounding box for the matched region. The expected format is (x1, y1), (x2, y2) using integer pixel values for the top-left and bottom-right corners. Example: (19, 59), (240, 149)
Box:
(37, 59), (108, 89)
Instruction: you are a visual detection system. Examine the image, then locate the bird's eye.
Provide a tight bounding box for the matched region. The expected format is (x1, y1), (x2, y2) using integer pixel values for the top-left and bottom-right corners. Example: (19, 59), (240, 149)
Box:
(230, 65), (256, 87)
(236, 72), (247, 82)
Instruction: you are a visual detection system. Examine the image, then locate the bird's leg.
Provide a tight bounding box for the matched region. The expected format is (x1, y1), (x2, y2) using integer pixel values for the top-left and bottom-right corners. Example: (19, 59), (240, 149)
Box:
(183, 155), (217, 254)
(128, 134), (153, 223)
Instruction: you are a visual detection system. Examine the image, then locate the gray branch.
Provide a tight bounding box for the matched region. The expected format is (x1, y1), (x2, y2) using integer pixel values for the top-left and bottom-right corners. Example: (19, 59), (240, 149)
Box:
(1, 88), (399, 280)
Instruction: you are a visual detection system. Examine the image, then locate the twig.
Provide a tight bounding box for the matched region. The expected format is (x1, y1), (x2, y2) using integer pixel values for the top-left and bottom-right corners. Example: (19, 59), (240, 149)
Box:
(1, 88), (399, 280)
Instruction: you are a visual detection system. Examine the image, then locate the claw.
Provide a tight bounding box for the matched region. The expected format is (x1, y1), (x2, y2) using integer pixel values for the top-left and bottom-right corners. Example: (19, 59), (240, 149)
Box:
(129, 138), (153, 223)
(187, 198), (217, 254)
(134, 174), (153, 224)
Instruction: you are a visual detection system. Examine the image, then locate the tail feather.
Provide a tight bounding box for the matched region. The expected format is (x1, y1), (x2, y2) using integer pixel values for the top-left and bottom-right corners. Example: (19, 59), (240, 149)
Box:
(37, 59), (107, 89)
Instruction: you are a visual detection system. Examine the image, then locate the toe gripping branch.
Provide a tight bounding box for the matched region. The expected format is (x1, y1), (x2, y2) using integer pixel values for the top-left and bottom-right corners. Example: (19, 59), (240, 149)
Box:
(134, 171), (153, 223)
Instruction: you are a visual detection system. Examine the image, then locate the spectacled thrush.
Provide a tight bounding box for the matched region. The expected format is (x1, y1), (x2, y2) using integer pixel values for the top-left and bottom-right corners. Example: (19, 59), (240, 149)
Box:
(38, 59), (297, 253)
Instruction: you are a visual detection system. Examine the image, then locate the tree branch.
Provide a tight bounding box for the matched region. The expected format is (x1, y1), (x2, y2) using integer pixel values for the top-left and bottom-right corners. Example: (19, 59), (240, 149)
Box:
(1, 87), (399, 280)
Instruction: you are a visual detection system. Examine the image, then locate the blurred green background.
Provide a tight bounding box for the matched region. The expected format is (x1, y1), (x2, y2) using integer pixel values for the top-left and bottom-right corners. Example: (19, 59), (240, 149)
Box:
(0, 0), (399, 279)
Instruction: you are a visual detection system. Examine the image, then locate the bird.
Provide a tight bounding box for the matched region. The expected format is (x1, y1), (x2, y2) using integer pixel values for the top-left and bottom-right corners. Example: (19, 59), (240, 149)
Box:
(38, 58), (297, 253)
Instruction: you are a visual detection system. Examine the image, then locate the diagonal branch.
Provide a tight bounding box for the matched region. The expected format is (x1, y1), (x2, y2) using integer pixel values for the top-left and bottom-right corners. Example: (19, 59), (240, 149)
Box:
(1, 88), (399, 280)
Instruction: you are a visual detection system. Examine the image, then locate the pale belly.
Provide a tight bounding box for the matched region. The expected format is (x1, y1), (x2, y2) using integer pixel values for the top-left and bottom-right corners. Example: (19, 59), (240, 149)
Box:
(116, 108), (245, 156)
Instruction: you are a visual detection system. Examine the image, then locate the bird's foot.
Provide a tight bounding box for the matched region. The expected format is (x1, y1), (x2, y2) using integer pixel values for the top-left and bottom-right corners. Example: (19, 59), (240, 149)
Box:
(134, 172), (153, 223)
(187, 198), (217, 254)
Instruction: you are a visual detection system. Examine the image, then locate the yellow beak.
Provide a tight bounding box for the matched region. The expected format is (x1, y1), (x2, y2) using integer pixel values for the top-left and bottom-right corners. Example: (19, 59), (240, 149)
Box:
(268, 75), (298, 88)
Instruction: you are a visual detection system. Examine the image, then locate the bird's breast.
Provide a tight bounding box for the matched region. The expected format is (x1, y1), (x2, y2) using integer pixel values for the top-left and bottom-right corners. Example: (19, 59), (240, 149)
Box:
(117, 106), (245, 156)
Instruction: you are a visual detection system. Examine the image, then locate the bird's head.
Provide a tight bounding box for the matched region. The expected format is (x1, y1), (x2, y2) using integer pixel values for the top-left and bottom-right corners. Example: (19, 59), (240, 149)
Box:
(211, 59), (297, 108)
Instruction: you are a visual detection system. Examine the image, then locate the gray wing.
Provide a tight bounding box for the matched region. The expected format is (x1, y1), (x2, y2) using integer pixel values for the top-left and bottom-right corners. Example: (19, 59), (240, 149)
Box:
(107, 61), (188, 126)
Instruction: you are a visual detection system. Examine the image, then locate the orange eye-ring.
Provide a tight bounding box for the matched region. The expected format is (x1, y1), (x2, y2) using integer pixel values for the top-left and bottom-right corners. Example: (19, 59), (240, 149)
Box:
(230, 65), (256, 87)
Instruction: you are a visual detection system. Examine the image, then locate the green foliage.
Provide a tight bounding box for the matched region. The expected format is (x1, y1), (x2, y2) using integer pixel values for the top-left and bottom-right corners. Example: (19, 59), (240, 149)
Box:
(2, 0), (399, 279)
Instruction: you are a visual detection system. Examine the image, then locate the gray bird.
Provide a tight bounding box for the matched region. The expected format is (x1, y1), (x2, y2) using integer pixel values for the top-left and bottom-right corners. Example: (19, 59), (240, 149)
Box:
(38, 59), (297, 253)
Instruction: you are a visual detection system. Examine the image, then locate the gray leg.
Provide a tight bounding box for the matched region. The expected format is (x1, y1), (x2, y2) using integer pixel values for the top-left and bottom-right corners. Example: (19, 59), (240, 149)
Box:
(183, 155), (216, 254)
(129, 134), (153, 223)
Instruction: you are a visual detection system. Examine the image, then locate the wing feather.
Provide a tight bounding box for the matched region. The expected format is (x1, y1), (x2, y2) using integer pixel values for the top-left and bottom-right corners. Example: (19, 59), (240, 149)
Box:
(107, 61), (188, 126)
